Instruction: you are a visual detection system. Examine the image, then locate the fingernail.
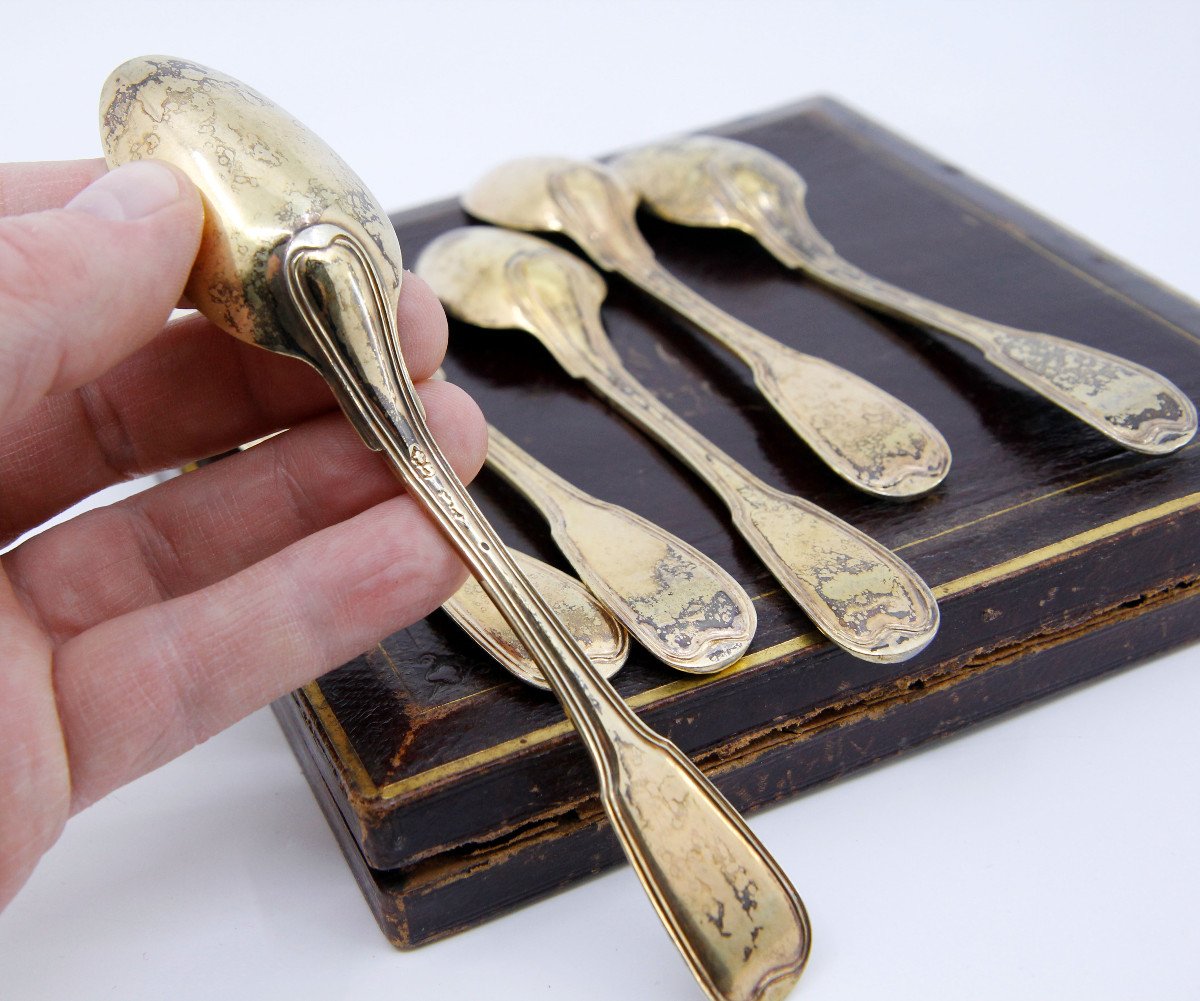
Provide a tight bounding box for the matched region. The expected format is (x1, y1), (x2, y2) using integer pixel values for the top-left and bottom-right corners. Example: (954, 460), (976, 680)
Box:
(65, 161), (183, 221)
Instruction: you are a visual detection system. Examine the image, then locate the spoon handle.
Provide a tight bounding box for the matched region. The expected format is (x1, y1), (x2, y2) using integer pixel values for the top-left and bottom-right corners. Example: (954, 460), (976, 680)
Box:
(539, 163), (950, 496)
(763, 226), (1197, 454)
(620, 259), (951, 496)
(485, 426), (756, 672)
(281, 224), (810, 1001)
(504, 259), (938, 662)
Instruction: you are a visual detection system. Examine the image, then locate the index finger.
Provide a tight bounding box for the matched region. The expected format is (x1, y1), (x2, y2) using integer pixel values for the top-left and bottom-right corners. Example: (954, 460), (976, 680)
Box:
(0, 159), (108, 216)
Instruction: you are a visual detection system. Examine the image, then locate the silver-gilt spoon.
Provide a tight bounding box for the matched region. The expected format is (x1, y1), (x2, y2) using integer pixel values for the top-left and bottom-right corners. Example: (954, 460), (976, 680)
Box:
(613, 135), (1197, 455)
(100, 56), (809, 1001)
(463, 157), (952, 498)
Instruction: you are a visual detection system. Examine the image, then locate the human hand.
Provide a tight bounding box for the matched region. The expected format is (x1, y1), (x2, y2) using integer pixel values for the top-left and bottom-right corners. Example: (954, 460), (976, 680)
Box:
(0, 159), (486, 908)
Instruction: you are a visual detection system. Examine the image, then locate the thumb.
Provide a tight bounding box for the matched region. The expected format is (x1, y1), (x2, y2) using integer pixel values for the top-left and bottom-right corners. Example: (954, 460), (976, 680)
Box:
(0, 160), (203, 426)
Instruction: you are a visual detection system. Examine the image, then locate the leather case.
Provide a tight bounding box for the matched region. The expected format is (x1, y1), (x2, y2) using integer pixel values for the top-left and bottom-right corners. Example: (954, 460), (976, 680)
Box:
(270, 96), (1200, 947)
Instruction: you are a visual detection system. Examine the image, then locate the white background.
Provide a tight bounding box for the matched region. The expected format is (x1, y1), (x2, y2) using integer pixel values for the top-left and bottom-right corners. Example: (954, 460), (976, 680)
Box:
(2, 2), (1198, 999)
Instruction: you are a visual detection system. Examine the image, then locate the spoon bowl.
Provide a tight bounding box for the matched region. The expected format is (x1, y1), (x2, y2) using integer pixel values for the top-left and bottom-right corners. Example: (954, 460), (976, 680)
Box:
(613, 137), (776, 236)
(463, 156), (605, 237)
(101, 56), (402, 358)
(418, 225), (607, 347)
(613, 136), (814, 245)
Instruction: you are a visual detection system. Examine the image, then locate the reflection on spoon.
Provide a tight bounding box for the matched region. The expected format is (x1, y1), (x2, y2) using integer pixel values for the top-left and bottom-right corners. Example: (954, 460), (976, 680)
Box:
(613, 135), (1197, 455)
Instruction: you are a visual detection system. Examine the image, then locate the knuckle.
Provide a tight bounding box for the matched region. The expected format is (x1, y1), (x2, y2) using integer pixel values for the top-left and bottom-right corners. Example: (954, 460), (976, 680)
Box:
(75, 379), (141, 477)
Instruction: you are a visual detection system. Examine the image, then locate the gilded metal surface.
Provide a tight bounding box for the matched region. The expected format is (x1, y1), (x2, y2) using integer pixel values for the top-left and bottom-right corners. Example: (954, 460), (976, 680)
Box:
(486, 423), (756, 673)
(101, 57), (810, 1001)
(463, 158), (951, 497)
(613, 135), (1198, 455)
(443, 549), (628, 690)
(416, 227), (940, 664)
